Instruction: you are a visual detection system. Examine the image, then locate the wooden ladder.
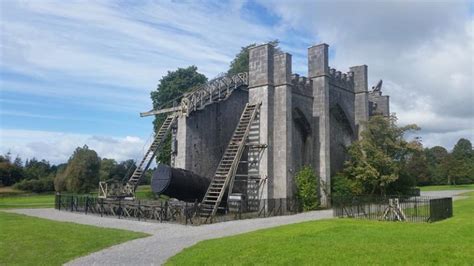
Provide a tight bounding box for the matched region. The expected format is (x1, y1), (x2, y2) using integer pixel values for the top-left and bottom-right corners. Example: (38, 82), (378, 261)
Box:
(198, 103), (260, 221)
(126, 114), (177, 191)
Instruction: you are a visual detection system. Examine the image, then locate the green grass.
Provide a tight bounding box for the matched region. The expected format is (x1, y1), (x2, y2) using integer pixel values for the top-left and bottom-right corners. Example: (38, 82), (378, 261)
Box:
(0, 185), (157, 209)
(418, 184), (474, 191)
(0, 211), (148, 265)
(135, 185), (156, 199)
(167, 192), (474, 265)
(0, 194), (55, 209)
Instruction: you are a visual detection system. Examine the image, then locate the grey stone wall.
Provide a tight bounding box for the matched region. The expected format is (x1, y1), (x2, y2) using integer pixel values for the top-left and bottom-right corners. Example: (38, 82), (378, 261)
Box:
(309, 43), (331, 207)
(351, 65), (369, 138)
(369, 92), (390, 117)
(174, 89), (248, 179)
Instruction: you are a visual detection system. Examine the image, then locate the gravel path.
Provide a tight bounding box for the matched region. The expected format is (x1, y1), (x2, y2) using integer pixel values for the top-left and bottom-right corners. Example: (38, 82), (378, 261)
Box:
(5, 189), (471, 265)
(420, 189), (472, 199)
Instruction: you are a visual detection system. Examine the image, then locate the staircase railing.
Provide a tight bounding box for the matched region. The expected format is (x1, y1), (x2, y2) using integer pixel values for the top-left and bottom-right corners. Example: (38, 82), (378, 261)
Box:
(140, 72), (248, 117)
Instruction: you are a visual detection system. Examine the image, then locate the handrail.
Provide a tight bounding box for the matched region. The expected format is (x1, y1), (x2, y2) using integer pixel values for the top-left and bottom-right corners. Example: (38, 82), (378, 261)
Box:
(140, 72), (249, 117)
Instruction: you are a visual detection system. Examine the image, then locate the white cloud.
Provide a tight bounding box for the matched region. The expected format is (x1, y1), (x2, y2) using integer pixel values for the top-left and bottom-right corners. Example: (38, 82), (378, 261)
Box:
(0, 129), (150, 164)
(1, 0), (472, 163)
(258, 0), (474, 148)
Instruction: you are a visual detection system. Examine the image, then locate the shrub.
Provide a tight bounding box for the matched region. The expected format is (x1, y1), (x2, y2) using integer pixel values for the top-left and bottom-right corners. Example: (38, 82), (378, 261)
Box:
(331, 174), (361, 198)
(14, 178), (54, 193)
(295, 166), (319, 211)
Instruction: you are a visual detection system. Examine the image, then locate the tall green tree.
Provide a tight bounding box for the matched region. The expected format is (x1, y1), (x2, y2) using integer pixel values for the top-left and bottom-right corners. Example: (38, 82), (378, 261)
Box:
(405, 149), (430, 185)
(58, 145), (101, 193)
(24, 158), (51, 180)
(335, 115), (421, 196)
(99, 158), (117, 181)
(425, 146), (449, 184)
(0, 153), (24, 186)
(150, 66), (207, 165)
(446, 138), (473, 184)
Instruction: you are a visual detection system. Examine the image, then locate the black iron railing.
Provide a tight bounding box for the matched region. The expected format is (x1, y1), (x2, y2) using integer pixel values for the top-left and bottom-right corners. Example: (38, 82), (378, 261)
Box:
(332, 195), (452, 222)
(54, 193), (301, 225)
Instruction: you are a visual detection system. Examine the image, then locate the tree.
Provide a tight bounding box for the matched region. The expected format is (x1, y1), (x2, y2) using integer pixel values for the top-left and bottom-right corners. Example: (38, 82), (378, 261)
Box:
(114, 159), (137, 181)
(150, 66), (207, 164)
(425, 146), (449, 184)
(53, 164), (68, 192)
(0, 153), (24, 186)
(446, 138), (473, 184)
(405, 150), (430, 185)
(227, 40), (279, 76)
(24, 158), (51, 180)
(58, 145), (101, 193)
(452, 138), (472, 159)
(99, 158), (117, 181)
(335, 115), (421, 196)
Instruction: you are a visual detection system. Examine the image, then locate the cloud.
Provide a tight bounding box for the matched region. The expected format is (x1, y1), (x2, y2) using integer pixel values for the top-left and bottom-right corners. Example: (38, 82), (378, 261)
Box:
(1, 0), (472, 164)
(258, 0), (474, 147)
(0, 129), (149, 164)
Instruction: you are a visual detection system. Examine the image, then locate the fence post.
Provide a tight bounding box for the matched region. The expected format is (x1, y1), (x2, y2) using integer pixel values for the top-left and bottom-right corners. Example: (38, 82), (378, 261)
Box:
(58, 193), (61, 211)
(239, 200), (242, 220)
(138, 200), (141, 222)
(118, 198), (121, 219)
(185, 202), (188, 225)
(85, 196), (89, 215)
(100, 198), (103, 217)
(280, 198), (282, 215)
(160, 201), (163, 223)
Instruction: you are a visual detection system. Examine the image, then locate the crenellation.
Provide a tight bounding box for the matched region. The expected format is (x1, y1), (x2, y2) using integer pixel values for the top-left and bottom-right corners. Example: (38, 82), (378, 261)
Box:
(291, 74), (312, 97)
(327, 67), (354, 91)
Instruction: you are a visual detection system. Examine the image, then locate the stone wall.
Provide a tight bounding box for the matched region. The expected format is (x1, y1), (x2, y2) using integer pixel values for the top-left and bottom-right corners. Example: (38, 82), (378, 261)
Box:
(369, 91), (390, 116)
(172, 41), (389, 206)
(174, 89), (248, 179)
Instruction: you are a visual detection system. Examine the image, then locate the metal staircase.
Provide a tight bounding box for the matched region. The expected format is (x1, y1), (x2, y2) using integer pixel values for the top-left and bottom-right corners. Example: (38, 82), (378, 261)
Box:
(98, 114), (177, 199)
(198, 103), (260, 221)
(140, 73), (248, 117)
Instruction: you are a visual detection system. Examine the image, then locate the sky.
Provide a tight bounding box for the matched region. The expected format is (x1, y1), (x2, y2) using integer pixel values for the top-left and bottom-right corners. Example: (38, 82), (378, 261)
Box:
(0, 0), (473, 165)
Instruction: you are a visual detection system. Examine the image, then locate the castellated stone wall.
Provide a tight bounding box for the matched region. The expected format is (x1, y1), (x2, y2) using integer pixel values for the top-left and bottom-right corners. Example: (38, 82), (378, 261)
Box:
(173, 42), (389, 207)
(369, 91), (390, 116)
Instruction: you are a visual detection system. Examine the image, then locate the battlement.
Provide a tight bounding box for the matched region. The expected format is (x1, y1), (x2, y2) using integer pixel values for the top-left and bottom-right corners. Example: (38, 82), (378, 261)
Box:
(291, 73), (312, 96)
(328, 67), (354, 91)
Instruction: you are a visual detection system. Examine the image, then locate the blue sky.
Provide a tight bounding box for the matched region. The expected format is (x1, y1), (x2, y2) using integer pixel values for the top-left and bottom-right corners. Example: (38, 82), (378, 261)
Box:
(1, 0), (473, 164)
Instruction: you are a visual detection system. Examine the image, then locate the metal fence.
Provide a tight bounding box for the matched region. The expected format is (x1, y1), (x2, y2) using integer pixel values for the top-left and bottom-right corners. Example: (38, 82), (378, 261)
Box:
(54, 193), (301, 225)
(332, 195), (452, 222)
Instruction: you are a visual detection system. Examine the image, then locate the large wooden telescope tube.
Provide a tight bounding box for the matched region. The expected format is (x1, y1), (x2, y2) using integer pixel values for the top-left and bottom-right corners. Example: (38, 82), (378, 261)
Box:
(151, 164), (210, 202)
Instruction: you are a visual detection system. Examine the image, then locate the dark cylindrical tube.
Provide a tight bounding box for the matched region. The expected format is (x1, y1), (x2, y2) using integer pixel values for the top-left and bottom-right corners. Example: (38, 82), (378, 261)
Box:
(151, 164), (210, 202)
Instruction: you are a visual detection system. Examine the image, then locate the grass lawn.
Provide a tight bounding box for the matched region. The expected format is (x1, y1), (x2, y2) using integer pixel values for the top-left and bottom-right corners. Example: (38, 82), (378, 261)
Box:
(135, 185), (156, 200)
(0, 185), (157, 209)
(0, 194), (55, 209)
(0, 211), (148, 265)
(418, 184), (474, 191)
(167, 192), (474, 265)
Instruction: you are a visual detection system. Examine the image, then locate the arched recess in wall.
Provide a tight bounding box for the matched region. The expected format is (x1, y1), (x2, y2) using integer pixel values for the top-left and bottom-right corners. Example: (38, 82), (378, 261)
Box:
(292, 107), (312, 172)
(329, 103), (356, 176)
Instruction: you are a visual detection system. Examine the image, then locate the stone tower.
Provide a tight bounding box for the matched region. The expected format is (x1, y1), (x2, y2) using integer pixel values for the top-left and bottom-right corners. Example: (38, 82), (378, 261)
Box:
(172, 42), (390, 207)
